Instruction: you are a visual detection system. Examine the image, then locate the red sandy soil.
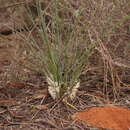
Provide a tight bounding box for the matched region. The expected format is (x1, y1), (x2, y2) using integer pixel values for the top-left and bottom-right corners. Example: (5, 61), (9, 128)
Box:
(72, 105), (130, 130)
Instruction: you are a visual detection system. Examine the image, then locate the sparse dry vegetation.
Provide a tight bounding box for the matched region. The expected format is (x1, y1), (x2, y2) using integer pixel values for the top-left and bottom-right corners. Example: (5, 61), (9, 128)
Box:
(0, 0), (130, 129)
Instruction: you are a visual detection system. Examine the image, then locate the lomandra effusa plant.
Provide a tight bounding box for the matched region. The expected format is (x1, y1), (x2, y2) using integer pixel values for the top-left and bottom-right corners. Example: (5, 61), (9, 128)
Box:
(19, 0), (95, 100)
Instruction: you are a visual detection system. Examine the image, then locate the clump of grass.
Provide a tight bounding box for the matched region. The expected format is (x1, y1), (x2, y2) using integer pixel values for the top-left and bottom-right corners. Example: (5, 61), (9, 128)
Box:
(16, 0), (95, 100)
(12, 0), (130, 102)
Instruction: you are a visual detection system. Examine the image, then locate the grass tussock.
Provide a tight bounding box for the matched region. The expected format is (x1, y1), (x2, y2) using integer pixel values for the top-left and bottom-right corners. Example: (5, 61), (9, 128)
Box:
(12, 0), (130, 101)
(15, 0), (96, 100)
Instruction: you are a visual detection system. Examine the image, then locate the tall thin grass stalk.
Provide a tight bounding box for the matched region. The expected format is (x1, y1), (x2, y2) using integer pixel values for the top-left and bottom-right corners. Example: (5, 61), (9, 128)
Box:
(17, 0), (95, 100)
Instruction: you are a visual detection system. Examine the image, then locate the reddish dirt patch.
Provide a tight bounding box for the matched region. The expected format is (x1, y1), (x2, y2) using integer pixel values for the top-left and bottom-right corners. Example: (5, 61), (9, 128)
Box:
(72, 105), (130, 130)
